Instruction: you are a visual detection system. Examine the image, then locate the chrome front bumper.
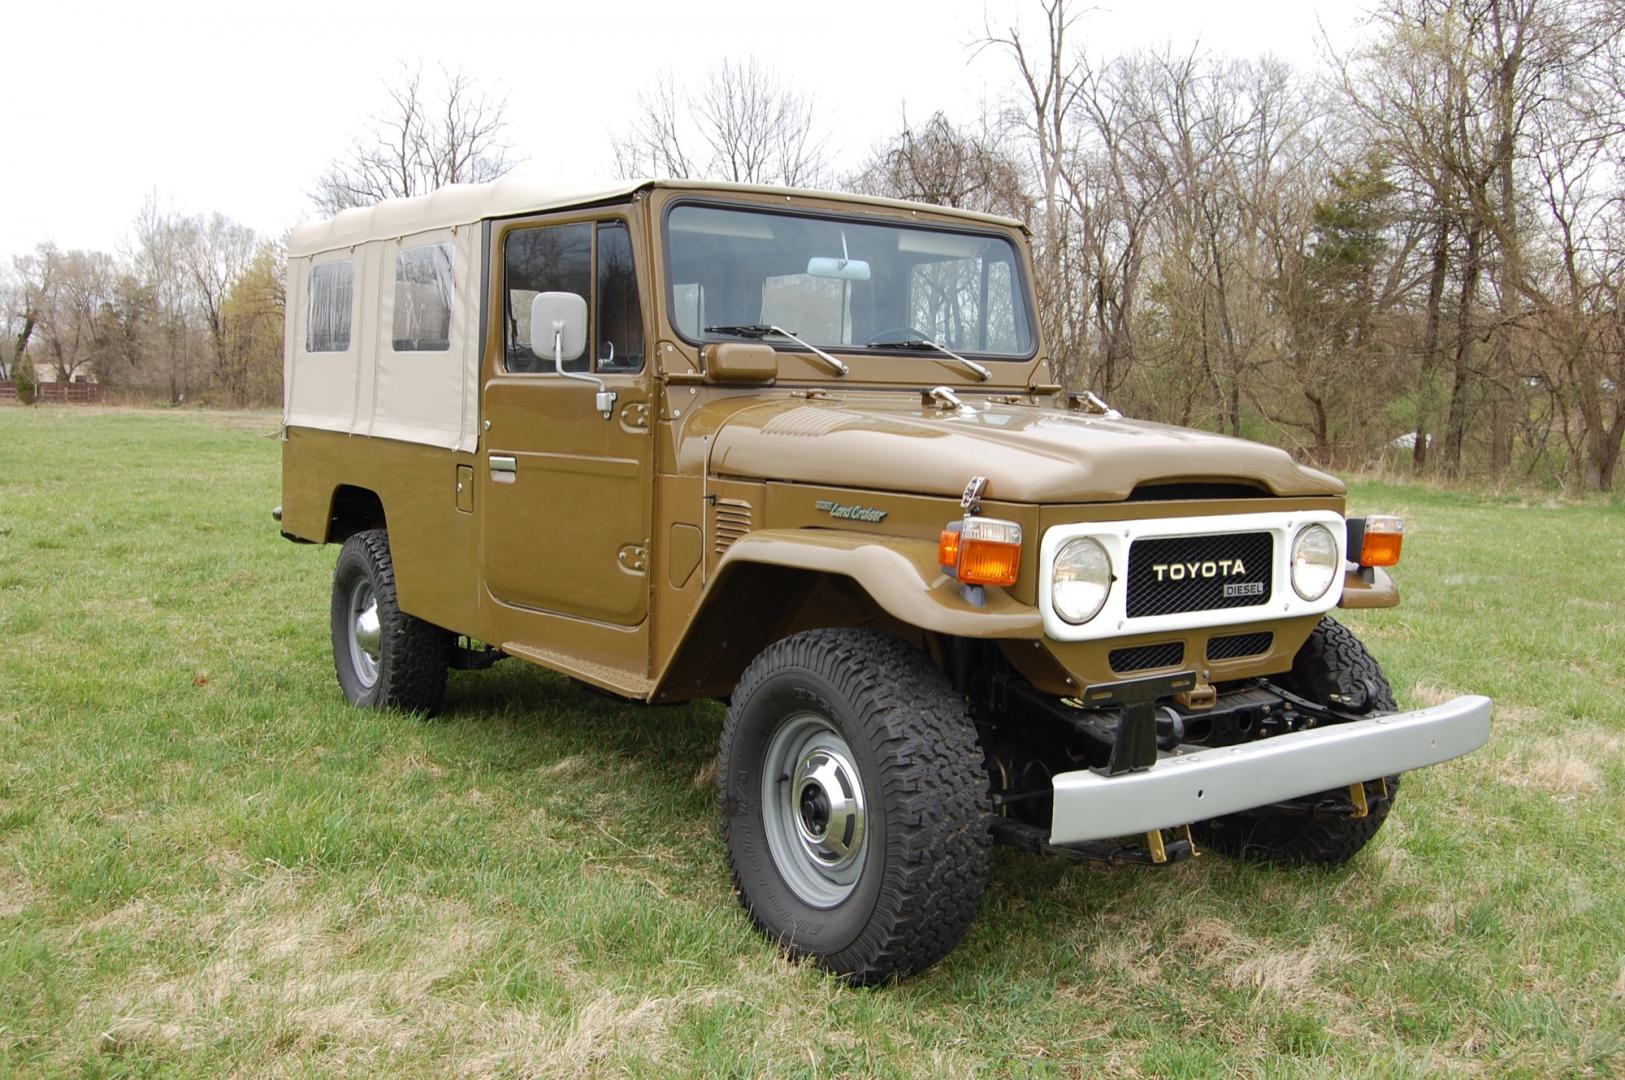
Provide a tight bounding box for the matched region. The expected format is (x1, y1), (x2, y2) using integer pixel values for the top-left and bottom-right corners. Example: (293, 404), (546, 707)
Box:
(1048, 695), (1493, 846)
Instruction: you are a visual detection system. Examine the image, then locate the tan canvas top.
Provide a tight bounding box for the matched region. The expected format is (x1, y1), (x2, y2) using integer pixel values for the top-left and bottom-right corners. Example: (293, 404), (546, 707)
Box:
(286, 178), (1028, 257)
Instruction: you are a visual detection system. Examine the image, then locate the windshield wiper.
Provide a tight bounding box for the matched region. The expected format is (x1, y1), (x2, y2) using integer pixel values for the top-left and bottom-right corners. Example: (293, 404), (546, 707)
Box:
(704, 324), (776, 339)
(703, 324), (848, 376)
(865, 337), (991, 381)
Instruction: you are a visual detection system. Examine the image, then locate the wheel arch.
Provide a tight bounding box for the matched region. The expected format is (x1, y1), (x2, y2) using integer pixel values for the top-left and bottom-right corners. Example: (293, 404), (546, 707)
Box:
(651, 530), (1041, 702)
(325, 484), (388, 543)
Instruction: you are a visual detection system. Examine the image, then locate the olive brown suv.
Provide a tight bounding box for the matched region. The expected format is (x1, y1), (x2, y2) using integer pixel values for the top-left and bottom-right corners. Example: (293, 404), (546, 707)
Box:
(276, 179), (1492, 983)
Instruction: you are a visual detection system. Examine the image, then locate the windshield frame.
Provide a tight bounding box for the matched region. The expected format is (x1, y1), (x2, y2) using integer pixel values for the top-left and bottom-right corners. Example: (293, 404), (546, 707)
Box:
(659, 197), (1041, 365)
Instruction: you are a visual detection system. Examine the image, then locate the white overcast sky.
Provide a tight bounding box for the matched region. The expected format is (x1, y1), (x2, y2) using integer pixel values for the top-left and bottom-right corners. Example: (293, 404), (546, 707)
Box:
(3, 0), (1363, 262)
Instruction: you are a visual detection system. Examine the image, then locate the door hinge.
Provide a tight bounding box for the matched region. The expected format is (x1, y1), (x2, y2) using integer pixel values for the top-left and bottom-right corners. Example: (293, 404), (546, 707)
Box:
(617, 544), (648, 575)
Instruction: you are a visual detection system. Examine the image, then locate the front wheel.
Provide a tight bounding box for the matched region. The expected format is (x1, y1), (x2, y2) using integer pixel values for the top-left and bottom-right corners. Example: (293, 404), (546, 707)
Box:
(330, 529), (450, 713)
(717, 629), (993, 984)
(1194, 616), (1400, 865)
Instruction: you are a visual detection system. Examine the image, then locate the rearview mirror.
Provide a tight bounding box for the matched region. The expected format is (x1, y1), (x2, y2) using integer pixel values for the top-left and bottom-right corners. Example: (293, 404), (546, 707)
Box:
(807, 256), (871, 282)
(529, 292), (587, 364)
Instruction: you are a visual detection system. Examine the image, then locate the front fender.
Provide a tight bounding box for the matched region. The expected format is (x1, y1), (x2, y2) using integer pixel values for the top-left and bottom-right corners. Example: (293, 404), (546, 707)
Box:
(715, 529), (1043, 639)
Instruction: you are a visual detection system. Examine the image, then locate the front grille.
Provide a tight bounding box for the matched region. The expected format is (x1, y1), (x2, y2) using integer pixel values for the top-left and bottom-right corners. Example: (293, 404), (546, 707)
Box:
(1206, 631), (1274, 661)
(1125, 532), (1273, 619)
(1109, 642), (1185, 673)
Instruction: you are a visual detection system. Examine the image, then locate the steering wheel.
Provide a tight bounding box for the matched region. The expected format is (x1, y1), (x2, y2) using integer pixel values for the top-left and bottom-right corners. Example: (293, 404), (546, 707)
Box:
(860, 326), (932, 347)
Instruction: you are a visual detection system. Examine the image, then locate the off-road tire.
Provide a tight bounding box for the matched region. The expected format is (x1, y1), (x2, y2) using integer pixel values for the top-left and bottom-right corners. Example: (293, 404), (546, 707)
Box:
(331, 529), (450, 713)
(717, 629), (994, 984)
(1194, 616), (1400, 866)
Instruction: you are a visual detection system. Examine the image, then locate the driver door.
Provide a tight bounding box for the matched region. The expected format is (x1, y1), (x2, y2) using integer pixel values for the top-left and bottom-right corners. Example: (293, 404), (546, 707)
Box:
(480, 214), (652, 626)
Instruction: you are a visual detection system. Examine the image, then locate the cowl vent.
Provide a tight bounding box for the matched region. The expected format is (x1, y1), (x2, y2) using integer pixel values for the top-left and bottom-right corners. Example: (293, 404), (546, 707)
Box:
(712, 498), (753, 555)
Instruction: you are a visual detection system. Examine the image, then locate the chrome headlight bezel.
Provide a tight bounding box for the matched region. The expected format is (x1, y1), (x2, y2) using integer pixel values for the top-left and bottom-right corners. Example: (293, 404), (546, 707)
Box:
(1051, 536), (1113, 624)
(1290, 523), (1340, 601)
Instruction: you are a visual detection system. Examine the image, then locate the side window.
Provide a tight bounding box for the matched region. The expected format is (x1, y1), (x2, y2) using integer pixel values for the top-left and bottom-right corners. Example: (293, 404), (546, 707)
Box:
(306, 260), (353, 353)
(505, 223), (592, 373)
(392, 243), (454, 351)
(504, 220), (644, 374)
(596, 223), (644, 373)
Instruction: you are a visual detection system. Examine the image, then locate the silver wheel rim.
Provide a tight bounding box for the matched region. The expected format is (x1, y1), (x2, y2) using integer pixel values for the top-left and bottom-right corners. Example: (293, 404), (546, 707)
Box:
(761, 712), (868, 908)
(347, 577), (381, 688)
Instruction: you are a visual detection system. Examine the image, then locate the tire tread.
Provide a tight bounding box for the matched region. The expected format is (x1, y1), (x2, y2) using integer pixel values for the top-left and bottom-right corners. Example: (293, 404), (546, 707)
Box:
(718, 629), (993, 984)
(332, 529), (449, 714)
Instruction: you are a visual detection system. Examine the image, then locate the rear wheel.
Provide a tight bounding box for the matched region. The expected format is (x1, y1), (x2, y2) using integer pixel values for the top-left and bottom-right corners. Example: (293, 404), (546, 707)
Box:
(331, 529), (450, 713)
(717, 629), (993, 984)
(1194, 616), (1400, 866)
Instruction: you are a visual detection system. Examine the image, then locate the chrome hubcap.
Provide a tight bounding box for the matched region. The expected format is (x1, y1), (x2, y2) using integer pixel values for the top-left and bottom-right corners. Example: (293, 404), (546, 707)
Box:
(347, 578), (381, 687)
(762, 713), (868, 907)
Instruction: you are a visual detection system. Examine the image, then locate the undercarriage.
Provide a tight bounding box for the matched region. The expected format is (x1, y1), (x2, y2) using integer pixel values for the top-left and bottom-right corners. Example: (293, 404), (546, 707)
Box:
(957, 643), (1490, 868)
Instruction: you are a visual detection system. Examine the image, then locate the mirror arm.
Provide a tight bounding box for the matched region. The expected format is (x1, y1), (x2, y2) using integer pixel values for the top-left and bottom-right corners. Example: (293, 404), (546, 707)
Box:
(553, 328), (618, 420)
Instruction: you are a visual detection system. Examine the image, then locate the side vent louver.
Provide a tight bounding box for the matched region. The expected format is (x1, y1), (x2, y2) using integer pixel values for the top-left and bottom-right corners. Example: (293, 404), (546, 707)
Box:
(712, 498), (753, 555)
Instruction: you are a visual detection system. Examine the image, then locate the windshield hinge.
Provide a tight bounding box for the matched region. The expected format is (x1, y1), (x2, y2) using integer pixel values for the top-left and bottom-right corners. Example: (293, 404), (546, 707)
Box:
(961, 475), (989, 516)
(1067, 390), (1122, 419)
(924, 385), (971, 412)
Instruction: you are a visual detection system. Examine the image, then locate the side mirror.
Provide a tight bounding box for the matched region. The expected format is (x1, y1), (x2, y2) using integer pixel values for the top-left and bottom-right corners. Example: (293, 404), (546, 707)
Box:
(706, 342), (778, 384)
(528, 290), (616, 420)
(529, 292), (587, 364)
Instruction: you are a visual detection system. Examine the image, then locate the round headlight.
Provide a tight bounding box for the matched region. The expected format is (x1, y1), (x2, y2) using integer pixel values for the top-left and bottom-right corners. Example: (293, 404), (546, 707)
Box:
(1290, 523), (1339, 601)
(1053, 537), (1113, 624)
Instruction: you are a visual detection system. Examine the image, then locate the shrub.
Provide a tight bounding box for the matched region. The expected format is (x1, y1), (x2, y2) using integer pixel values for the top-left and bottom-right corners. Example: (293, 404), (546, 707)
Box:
(12, 362), (36, 405)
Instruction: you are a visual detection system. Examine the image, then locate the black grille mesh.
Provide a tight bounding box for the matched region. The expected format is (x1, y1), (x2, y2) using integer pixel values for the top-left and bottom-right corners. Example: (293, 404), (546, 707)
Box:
(1126, 532), (1273, 618)
(1206, 631), (1274, 661)
(1109, 642), (1185, 673)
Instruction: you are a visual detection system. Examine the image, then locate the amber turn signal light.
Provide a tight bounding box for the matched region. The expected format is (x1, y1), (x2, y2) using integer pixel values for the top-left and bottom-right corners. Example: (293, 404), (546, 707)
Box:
(938, 527), (961, 572)
(1358, 514), (1404, 567)
(940, 517), (1023, 587)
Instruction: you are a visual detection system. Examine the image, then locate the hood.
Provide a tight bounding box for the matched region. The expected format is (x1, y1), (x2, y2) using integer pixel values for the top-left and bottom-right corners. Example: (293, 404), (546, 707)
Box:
(700, 396), (1343, 503)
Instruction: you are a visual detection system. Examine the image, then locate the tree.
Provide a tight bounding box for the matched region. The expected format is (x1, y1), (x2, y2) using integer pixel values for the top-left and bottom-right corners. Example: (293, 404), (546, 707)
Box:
(220, 240), (287, 406)
(37, 249), (115, 384)
(849, 110), (1031, 220)
(180, 212), (258, 402)
(6, 245), (58, 383)
(312, 65), (516, 215)
(976, 0), (1089, 388)
(130, 198), (202, 403)
(611, 59), (828, 187)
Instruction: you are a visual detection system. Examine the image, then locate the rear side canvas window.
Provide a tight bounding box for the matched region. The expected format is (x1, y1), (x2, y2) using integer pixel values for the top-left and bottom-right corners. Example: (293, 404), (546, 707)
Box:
(393, 243), (454, 351)
(306, 261), (353, 352)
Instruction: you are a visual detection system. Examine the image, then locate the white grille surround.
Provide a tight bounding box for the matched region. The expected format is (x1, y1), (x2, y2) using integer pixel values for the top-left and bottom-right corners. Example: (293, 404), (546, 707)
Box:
(1037, 510), (1347, 642)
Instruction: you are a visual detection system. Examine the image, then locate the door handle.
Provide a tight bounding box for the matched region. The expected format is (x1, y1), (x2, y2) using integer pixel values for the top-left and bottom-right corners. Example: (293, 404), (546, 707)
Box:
(489, 455), (517, 474)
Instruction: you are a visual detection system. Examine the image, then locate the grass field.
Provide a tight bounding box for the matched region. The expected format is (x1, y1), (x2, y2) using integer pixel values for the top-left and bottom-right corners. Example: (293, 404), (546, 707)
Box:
(0, 406), (1621, 1077)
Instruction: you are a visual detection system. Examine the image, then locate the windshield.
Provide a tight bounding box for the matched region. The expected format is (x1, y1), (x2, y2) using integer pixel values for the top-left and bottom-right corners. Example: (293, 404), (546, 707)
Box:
(664, 203), (1035, 358)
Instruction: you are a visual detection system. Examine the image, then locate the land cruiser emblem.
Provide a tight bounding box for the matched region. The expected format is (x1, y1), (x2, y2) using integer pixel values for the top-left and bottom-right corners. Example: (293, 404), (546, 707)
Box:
(815, 499), (888, 523)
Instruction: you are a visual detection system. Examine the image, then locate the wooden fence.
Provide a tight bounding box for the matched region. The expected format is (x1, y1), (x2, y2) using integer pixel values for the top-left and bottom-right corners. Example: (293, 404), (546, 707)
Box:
(0, 381), (106, 403)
